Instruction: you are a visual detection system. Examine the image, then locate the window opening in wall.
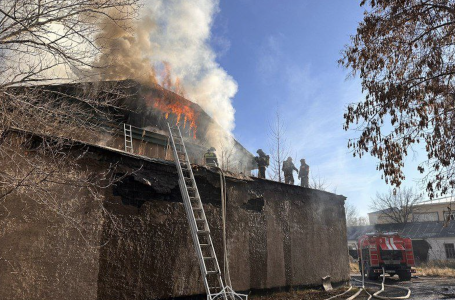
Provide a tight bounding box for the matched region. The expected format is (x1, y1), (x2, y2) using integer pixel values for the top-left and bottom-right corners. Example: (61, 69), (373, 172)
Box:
(444, 243), (455, 259)
(413, 212), (439, 222)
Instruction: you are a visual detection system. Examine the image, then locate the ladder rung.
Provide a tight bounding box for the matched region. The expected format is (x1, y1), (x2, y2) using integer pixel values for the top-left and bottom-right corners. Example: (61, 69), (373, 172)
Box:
(200, 243), (211, 247)
(197, 229), (209, 234)
(203, 257), (215, 260)
(206, 271), (219, 275)
(193, 207), (203, 212)
(195, 218), (205, 222)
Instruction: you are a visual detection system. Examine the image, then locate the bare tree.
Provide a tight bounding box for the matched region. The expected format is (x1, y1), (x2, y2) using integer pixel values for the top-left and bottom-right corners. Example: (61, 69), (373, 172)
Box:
(268, 110), (291, 183)
(309, 173), (330, 191)
(371, 187), (422, 224)
(358, 217), (369, 226)
(345, 203), (360, 227)
(0, 0), (137, 87)
(0, 0), (138, 237)
(218, 140), (235, 172)
(345, 202), (369, 226)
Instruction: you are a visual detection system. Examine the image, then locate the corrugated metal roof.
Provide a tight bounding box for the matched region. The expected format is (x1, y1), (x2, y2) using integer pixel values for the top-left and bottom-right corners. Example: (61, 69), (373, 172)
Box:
(347, 221), (455, 241)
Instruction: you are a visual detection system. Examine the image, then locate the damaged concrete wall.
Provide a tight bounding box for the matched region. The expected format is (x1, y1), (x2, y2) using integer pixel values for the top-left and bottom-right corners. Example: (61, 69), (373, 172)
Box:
(96, 150), (350, 299)
(0, 143), (349, 300)
(0, 154), (105, 300)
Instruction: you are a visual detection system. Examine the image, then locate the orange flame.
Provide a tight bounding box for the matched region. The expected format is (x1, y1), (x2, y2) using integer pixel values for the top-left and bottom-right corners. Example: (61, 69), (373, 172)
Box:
(161, 62), (185, 97)
(150, 96), (198, 138)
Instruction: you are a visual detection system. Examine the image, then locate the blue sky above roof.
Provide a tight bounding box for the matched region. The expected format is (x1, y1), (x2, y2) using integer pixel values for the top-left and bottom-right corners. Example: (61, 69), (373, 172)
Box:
(208, 1), (428, 217)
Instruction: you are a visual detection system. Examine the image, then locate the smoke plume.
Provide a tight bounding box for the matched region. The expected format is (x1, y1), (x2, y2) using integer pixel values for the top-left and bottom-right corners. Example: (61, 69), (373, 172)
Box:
(95, 0), (238, 138)
(94, 14), (157, 85)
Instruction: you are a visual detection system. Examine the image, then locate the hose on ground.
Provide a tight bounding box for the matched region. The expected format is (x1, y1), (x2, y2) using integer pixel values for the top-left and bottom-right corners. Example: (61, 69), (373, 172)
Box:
(325, 236), (411, 300)
(351, 272), (411, 299)
(323, 286), (353, 300)
(363, 267), (411, 299)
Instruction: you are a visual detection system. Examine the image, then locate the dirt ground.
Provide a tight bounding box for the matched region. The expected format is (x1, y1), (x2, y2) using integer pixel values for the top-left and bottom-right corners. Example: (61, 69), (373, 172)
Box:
(251, 274), (455, 300)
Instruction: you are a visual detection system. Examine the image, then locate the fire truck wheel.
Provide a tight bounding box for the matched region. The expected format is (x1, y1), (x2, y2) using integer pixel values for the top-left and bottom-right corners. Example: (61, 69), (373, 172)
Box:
(397, 271), (411, 281)
(367, 268), (379, 280)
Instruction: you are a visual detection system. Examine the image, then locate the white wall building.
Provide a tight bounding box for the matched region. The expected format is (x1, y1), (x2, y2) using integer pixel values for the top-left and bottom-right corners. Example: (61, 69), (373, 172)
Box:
(347, 221), (455, 261)
(368, 197), (454, 225)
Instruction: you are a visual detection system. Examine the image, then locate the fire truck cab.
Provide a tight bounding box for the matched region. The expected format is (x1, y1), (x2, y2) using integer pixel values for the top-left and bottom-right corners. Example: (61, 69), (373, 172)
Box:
(357, 232), (416, 281)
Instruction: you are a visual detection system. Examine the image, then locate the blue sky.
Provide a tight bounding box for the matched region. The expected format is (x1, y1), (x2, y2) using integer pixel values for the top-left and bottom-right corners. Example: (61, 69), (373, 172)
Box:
(209, 1), (427, 217)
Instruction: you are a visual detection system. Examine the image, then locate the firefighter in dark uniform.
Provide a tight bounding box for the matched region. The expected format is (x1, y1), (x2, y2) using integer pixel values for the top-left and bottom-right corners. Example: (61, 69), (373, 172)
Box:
(282, 157), (298, 185)
(204, 147), (218, 167)
(298, 159), (310, 188)
(254, 149), (269, 179)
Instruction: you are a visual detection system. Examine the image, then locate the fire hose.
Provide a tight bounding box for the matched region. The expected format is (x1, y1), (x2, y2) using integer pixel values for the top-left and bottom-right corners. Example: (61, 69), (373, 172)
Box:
(324, 236), (411, 300)
(349, 268), (411, 300)
(218, 168), (233, 288)
(217, 166), (411, 300)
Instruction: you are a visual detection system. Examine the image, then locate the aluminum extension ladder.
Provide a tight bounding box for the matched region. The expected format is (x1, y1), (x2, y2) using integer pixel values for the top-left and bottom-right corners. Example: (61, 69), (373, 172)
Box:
(167, 123), (247, 300)
(123, 124), (134, 153)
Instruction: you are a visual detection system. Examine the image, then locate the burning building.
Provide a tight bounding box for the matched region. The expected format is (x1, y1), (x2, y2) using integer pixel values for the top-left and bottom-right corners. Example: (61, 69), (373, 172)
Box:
(0, 81), (350, 300)
(26, 79), (255, 173)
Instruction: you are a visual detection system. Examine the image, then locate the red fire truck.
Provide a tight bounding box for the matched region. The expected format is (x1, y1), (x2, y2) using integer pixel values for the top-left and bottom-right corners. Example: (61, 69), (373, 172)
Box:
(357, 232), (416, 281)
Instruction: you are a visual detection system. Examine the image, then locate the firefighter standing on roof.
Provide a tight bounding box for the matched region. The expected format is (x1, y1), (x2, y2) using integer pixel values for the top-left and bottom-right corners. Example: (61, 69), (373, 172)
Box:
(255, 149), (269, 179)
(298, 159), (310, 188)
(204, 147), (218, 167)
(282, 157), (298, 185)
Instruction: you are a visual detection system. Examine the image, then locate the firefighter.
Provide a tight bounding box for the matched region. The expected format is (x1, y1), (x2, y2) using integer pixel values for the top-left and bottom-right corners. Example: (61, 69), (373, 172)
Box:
(254, 149), (269, 179)
(282, 157), (298, 185)
(204, 147), (218, 167)
(298, 159), (310, 188)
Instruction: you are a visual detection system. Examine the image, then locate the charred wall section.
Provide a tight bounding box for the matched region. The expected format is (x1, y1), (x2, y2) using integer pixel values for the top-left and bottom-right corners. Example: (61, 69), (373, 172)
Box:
(96, 151), (350, 300)
(0, 142), (349, 300)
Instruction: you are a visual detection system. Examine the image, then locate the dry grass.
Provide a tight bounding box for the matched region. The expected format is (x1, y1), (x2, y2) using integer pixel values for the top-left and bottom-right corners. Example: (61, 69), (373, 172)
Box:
(416, 260), (455, 277)
(350, 262), (360, 273)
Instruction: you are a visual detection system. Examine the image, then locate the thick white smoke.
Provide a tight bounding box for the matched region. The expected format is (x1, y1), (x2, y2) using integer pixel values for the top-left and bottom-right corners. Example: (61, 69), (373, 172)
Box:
(92, 0), (240, 169)
(145, 0), (237, 133)
(95, 0), (237, 135)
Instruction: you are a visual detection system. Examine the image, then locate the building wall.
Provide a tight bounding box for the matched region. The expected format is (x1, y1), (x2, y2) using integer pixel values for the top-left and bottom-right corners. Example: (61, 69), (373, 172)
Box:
(95, 151), (349, 299)
(0, 144), (350, 300)
(0, 155), (104, 300)
(368, 202), (453, 225)
(427, 237), (455, 260)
